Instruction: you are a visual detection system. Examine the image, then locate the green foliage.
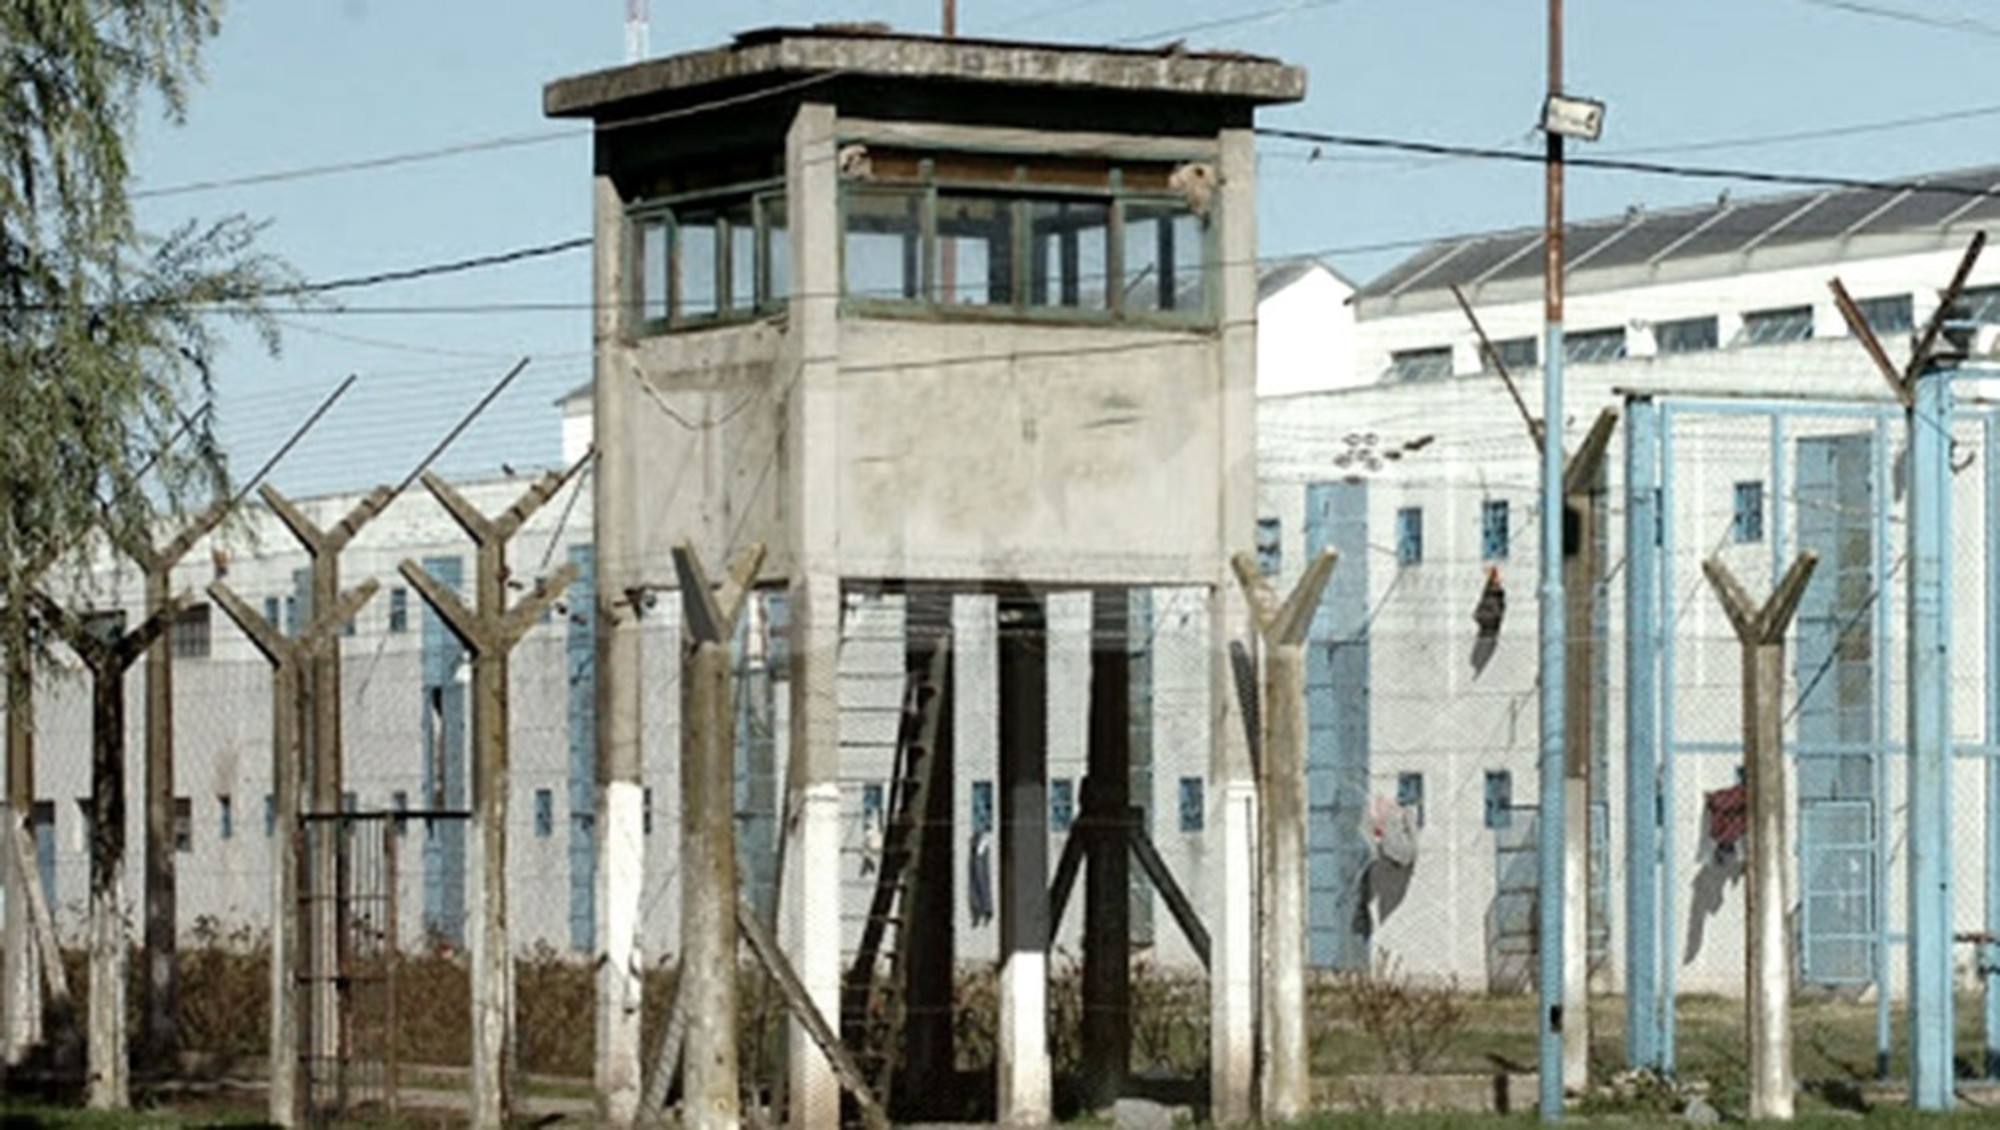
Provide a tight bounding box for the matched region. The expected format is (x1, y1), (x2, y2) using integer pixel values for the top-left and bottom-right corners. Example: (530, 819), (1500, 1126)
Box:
(0, 0), (292, 651)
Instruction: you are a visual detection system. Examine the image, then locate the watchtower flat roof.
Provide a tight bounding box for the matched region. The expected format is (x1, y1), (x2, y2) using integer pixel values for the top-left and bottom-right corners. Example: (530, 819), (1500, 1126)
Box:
(544, 24), (1306, 120)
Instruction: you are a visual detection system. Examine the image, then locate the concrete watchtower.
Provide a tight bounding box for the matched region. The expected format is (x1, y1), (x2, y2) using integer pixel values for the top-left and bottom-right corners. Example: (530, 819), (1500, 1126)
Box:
(547, 26), (1303, 1128)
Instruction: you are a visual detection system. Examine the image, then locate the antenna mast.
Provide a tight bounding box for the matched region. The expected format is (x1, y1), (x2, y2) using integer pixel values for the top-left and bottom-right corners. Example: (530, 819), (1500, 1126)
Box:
(625, 0), (649, 63)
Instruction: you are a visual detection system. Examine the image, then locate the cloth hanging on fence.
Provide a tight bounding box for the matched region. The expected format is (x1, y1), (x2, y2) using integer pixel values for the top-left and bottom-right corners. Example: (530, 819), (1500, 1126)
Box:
(1367, 794), (1420, 868)
(1704, 783), (1747, 866)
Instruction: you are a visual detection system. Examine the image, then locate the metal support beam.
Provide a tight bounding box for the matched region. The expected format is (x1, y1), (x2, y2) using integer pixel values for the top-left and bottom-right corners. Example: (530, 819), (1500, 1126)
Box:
(1906, 362), (1955, 1111)
(1704, 554), (1818, 1122)
(1987, 410), (2000, 1080)
(1832, 236), (1980, 1111)
(1561, 408), (1617, 1097)
(1622, 396), (1663, 1071)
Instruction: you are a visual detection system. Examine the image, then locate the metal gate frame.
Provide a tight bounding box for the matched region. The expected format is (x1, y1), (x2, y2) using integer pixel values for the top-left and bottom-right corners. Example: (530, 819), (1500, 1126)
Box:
(299, 811), (401, 1124)
(1624, 392), (2000, 1079)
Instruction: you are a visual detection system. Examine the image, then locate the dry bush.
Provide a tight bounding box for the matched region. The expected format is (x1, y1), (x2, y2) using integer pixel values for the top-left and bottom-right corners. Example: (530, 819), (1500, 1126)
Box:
(1332, 951), (1469, 1073)
(178, 916), (269, 1068)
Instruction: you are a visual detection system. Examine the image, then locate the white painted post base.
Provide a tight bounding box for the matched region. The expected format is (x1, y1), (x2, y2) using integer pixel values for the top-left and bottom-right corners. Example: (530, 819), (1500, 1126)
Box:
(786, 783), (842, 1130)
(597, 779), (646, 1127)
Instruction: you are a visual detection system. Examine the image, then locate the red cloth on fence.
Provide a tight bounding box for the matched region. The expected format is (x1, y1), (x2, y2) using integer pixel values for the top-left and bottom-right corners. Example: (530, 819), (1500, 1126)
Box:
(1706, 783), (1747, 852)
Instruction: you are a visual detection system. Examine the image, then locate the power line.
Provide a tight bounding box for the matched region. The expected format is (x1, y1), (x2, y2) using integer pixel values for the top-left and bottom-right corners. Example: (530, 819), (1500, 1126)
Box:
(289, 237), (591, 296)
(132, 129), (585, 201)
(1256, 126), (2000, 198)
(1789, 0), (2000, 38)
(1599, 102), (2000, 159)
(131, 71), (841, 203)
(1107, 0), (1354, 47)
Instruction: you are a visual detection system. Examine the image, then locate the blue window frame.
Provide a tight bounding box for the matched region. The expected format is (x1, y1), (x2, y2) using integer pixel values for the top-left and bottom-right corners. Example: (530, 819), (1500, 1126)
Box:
(1396, 771), (1426, 828)
(534, 789), (554, 838)
(218, 795), (233, 842)
(861, 782), (885, 823)
(1484, 770), (1513, 829)
(1564, 327), (1626, 364)
(1388, 346), (1452, 382)
(1255, 516), (1282, 578)
(1741, 305), (1813, 346)
(1733, 480), (1766, 544)
(1050, 778), (1075, 833)
(262, 596), (281, 631)
(1480, 499), (1510, 561)
(1178, 776), (1205, 833)
(1656, 315), (1718, 354)
(389, 587), (410, 634)
(1965, 284), (2000, 324)
(971, 780), (994, 835)
(1483, 336), (1537, 373)
(1857, 293), (1913, 336)
(392, 790), (409, 837)
(1395, 506), (1424, 566)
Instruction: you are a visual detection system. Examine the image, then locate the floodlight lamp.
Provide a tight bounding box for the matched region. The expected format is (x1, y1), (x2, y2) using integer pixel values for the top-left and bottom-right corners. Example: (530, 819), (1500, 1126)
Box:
(1541, 94), (1606, 142)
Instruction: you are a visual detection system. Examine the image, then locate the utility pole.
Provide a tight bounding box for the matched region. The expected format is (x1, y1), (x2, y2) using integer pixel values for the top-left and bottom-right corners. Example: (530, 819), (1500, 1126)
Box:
(209, 580), (380, 1129)
(1535, 0), (1606, 1113)
(1535, 0), (1571, 1109)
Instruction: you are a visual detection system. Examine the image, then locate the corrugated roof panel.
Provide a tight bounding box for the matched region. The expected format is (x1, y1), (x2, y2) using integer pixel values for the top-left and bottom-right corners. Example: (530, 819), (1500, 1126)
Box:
(1449, 232), (1543, 287)
(1364, 241), (1464, 297)
(1945, 189), (2000, 228)
(1585, 207), (1717, 269)
(1355, 164), (2000, 302)
(1860, 170), (1999, 234)
(1567, 217), (1646, 270)
(1763, 188), (1899, 246)
(1666, 197), (1803, 261)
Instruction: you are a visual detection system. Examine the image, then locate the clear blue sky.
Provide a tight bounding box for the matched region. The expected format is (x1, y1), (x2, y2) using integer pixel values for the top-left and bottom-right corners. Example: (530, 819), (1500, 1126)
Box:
(130, 0), (2000, 496)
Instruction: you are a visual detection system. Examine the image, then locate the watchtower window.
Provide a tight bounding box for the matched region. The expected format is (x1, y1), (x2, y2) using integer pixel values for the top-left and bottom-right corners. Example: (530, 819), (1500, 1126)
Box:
(627, 183), (787, 333)
(840, 148), (1211, 325)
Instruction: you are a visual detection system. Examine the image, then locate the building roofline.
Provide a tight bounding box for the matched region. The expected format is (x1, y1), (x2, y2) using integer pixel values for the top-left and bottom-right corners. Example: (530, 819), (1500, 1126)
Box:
(1355, 162), (2000, 314)
(545, 24), (1306, 120)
